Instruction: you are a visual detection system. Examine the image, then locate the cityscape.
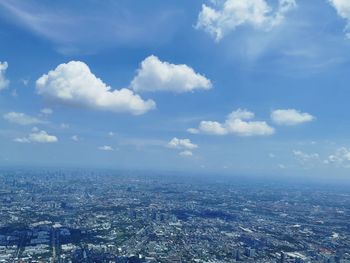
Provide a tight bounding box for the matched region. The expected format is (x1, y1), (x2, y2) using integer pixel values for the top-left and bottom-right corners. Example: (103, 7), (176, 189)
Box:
(0, 168), (348, 263)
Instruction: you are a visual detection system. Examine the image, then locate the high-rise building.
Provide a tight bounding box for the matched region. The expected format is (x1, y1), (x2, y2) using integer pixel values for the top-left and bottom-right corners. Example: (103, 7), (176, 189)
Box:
(234, 249), (240, 261)
(245, 248), (255, 258)
(280, 252), (285, 263)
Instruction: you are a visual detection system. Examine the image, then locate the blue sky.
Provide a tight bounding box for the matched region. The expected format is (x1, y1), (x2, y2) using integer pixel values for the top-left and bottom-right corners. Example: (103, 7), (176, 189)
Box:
(1, 0), (350, 177)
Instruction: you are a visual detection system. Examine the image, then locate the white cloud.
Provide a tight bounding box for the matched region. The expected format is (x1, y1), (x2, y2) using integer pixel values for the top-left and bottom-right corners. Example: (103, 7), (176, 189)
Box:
(0, 61), (9, 90)
(41, 108), (53, 115)
(36, 61), (155, 115)
(187, 128), (200, 134)
(21, 78), (29, 86)
(227, 108), (255, 120)
(14, 130), (58, 143)
(60, 123), (70, 129)
(293, 150), (319, 163)
(13, 137), (30, 143)
(29, 130), (58, 143)
(179, 150), (193, 157)
(130, 55), (212, 93)
(196, 0), (296, 41)
(3, 112), (44, 126)
(191, 109), (274, 136)
(329, 0), (350, 38)
(199, 121), (228, 135)
(325, 147), (350, 167)
(168, 137), (198, 150)
(271, 109), (315, 126)
(98, 145), (114, 151)
(71, 135), (79, 141)
(225, 118), (275, 136)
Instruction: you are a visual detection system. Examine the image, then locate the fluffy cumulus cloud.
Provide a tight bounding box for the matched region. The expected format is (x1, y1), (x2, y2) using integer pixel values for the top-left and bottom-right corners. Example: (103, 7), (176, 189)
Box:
(130, 55), (212, 93)
(168, 137), (198, 150)
(271, 109), (314, 126)
(199, 121), (228, 135)
(3, 112), (44, 126)
(190, 109), (274, 136)
(0, 61), (9, 90)
(14, 130), (58, 143)
(329, 0), (350, 38)
(324, 147), (350, 167)
(196, 0), (296, 41)
(29, 130), (58, 143)
(36, 61), (155, 115)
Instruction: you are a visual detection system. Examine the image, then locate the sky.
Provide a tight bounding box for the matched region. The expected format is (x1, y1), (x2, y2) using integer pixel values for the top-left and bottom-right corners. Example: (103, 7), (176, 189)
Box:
(1, 0), (350, 177)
